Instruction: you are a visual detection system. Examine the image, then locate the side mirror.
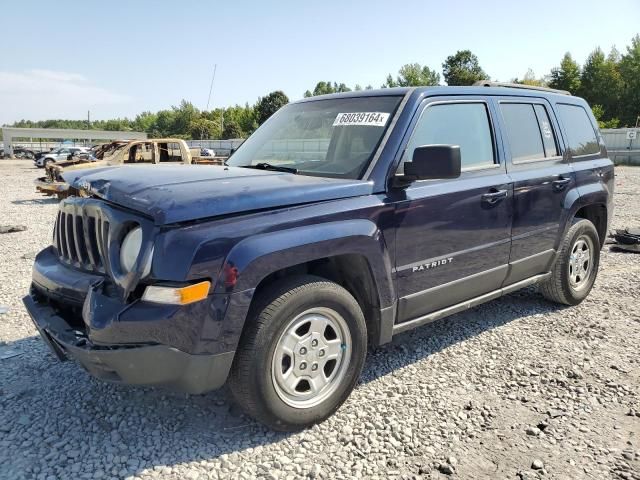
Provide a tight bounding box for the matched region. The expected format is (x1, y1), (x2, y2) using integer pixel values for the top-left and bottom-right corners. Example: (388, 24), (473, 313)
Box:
(402, 145), (461, 182)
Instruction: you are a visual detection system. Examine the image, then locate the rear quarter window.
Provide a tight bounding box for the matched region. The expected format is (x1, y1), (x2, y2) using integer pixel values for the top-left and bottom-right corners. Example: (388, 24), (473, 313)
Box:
(500, 103), (559, 162)
(557, 104), (600, 156)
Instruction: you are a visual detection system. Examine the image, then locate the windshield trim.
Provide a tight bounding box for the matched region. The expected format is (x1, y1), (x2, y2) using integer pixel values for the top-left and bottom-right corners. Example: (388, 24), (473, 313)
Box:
(360, 89), (415, 180)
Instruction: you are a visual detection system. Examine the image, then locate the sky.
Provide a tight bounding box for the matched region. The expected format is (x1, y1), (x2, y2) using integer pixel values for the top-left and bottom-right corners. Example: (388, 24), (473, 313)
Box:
(0, 0), (638, 125)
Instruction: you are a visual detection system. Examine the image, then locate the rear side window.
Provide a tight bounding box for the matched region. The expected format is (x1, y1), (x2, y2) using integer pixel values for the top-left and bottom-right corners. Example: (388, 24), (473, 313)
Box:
(403, 102), (495, 170)
(500, 104), (545, 162)
(500, 103), (559, 162)
(557, 104), (600, 156)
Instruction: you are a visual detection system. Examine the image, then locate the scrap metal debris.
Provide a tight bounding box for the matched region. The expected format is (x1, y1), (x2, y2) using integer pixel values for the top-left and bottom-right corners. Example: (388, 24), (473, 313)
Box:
(0, 225), (27, 234)
(609, 227), (640, 253)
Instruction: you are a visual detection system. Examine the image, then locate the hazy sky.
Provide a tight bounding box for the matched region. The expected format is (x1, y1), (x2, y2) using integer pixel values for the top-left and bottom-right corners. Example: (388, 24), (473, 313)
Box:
(1, 0), (638, 125)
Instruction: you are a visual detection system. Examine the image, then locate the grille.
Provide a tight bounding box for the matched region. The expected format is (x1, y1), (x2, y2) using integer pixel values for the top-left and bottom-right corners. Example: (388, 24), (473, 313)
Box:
(53, 208), (109, 273)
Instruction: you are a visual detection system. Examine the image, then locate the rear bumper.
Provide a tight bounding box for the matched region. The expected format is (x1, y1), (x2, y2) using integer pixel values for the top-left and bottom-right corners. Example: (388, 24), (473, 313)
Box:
(23, 290), (235, 394)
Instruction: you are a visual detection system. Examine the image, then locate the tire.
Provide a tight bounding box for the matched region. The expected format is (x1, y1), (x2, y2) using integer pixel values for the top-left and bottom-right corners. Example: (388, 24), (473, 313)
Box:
(540, 218), (600, 305)
(228, 275), (367, 431)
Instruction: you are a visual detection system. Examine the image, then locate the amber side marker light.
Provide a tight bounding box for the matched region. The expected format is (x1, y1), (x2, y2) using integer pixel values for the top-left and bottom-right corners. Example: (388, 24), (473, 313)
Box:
(142, 281), (211, 305)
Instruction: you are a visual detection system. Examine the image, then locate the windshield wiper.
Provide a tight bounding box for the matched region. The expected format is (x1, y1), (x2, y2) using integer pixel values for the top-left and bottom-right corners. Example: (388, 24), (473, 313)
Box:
(242, 162), (298, 174)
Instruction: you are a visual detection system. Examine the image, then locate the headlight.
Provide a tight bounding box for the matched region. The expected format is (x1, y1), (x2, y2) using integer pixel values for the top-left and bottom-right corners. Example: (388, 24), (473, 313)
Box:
(120, 226), (152, 277)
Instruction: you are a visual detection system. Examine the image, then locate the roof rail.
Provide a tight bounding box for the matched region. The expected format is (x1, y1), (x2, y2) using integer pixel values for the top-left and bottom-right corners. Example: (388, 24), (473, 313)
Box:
(473, 81), (571, 96)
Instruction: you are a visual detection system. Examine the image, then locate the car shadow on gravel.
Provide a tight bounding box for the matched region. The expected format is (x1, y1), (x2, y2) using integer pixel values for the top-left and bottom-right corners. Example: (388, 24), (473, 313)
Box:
(0, 288), (566, 477)
(360, 288), (568, 383)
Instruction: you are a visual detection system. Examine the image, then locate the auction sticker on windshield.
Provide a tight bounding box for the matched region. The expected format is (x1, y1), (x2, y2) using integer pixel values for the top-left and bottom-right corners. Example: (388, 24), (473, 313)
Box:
(333, 112), (390, 127)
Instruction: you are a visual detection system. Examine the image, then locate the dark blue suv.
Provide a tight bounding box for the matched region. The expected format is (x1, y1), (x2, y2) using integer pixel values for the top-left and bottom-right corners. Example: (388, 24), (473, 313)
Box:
(24, 83), (613, 430)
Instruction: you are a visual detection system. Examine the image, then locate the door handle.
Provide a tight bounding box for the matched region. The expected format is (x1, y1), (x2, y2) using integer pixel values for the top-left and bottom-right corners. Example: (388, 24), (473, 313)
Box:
(481, 189), (508, 205)
(552, 177), (571, 191)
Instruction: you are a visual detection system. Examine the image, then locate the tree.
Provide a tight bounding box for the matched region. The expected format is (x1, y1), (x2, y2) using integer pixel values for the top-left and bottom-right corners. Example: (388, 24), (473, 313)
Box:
(442, 50), (488, 86)
(579, 47), (622, 121)
(172, 100), (199, 136)
(189, 118), (218, 139)
(222, 119), (244, 139)
(513, 69), (547, 87)
(548, 53), (581, 94)
(304, 81), (352, 97)
(255, 91), (289, 125)
(591, 104), (620, 129)
(132, 111), (158, 134)
(619, 35), (640, 126)
(383, 63), (440, 87)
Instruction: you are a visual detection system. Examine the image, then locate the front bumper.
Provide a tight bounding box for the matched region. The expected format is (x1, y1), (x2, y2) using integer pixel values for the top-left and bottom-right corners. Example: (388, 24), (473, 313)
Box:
(23, 291), (234, 394)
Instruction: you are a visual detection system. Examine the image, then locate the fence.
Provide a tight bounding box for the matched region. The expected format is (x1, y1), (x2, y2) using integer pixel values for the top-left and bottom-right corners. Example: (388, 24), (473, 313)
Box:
(602, 128), (640, 166)
(186, 139), (245, 156)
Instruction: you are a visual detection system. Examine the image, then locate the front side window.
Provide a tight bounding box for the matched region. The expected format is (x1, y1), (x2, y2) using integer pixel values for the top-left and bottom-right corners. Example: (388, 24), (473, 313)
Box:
(557, 104), (600, 156)
(227, 96), (402, 179)
(402, 102), (495, 171)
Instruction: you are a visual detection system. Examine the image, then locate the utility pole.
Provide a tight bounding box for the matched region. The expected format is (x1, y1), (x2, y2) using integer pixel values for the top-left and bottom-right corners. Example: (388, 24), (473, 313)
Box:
(202, 64), (217, 141)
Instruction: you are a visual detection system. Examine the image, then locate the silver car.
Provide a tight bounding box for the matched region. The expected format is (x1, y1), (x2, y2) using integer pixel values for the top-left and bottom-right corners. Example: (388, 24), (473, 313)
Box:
(35, 147), (90, 168)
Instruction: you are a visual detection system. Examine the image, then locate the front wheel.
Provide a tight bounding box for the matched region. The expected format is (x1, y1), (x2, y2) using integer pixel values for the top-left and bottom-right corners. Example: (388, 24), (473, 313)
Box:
(540, 218), (600, 305)
(228, 275), (367, 431)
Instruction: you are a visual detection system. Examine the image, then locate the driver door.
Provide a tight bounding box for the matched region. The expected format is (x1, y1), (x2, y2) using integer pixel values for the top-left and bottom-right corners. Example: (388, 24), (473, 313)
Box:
(392, 97), (513, 323)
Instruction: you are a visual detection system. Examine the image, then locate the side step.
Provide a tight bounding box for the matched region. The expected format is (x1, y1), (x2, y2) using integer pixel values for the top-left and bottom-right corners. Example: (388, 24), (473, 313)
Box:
(392, 273), (551, 335)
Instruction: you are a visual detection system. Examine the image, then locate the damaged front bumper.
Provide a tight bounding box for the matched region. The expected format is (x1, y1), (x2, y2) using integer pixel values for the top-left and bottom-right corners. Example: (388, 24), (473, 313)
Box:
(22, 285), (235, 395)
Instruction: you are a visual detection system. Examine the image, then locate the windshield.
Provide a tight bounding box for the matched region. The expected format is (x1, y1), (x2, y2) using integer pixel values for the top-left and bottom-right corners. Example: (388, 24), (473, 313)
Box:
(227, 96), (402, 179)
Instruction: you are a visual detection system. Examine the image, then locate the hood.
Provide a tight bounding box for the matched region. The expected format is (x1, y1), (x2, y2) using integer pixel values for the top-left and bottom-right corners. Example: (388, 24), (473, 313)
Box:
(65, 165), (373, 225)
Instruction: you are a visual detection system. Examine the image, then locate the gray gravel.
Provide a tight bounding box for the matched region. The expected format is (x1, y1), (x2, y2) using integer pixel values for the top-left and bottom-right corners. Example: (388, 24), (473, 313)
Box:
(1, 159), (639, 480)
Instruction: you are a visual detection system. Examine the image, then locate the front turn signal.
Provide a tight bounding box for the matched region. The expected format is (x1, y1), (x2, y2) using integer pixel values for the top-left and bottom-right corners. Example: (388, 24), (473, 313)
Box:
(142, 281), (211, 305)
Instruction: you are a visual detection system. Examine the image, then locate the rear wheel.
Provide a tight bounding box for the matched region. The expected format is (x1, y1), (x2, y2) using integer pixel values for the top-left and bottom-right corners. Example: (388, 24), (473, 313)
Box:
(540, 218), (600, 305)
(228, 275), (367, 431)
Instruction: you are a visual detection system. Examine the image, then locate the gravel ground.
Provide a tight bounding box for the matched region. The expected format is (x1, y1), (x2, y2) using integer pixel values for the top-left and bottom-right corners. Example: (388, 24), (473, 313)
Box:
(0, 159), (639, 480)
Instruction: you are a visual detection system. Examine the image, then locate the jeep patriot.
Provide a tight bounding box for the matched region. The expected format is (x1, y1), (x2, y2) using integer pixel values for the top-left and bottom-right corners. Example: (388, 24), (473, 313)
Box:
(24, 83), (613, 430)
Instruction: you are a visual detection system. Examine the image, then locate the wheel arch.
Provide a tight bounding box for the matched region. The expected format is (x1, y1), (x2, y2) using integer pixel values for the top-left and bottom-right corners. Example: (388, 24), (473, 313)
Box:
(217, 220), (396, 346)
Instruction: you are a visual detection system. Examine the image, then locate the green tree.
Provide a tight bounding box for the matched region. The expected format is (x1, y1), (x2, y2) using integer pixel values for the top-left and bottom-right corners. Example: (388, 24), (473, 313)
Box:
(383, 63), (440, 87)
(549, 53), (581, 93)
(591, 104), (620, 129)
(154, 110), (177, 137)
(579, 47), (622, 121)
(619, 35), (640, 126)
(255, 90), (289, 125)
(172, 100), (199, 136)
(513, 69), (547, 87)
(304, 81), (352, 97)
(132, 111), (158, 134)
(189, 117), (218, 139)
(222, 119), (244, 139)
(442, 50), (488, 86)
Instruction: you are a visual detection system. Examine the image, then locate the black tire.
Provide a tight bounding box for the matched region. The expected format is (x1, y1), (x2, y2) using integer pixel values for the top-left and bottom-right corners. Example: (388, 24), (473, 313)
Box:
(540, 218), (600, 305)
(228, 275), (367, 431)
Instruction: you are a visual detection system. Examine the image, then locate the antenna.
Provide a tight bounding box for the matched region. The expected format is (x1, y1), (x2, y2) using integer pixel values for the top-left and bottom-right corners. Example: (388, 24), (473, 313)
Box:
(206, 64), (217, 111)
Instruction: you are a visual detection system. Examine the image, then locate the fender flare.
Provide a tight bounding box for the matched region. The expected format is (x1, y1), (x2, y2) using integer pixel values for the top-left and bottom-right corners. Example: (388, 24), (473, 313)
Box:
(559, 182), (609, 246)
(213, 219), (395, 308)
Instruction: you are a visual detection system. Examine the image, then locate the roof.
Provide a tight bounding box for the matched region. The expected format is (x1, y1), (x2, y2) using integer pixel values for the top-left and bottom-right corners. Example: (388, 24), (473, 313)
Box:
(294, 85), (579, 104)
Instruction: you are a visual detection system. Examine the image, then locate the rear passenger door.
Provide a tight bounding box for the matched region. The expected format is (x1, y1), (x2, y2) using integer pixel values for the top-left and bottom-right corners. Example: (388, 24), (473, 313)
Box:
(495, 98), (574, 285)
(393, 97), (512, 323)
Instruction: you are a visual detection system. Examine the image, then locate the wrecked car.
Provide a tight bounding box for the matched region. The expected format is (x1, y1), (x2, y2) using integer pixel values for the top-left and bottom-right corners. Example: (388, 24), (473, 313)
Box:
(24, 84), (613, 431)
(34, 139), (194, 198)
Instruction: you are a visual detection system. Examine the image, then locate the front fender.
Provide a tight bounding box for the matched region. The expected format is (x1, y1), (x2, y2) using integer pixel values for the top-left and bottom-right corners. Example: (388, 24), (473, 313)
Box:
(214, 219), (395, 308)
